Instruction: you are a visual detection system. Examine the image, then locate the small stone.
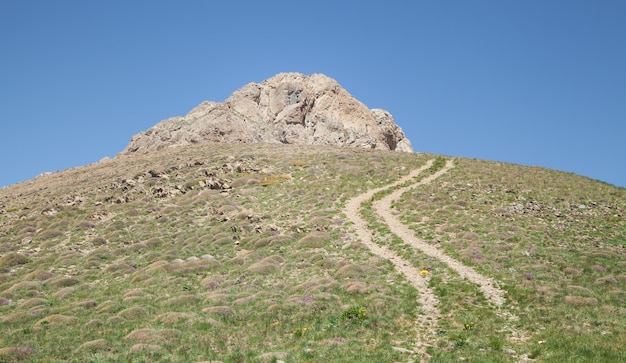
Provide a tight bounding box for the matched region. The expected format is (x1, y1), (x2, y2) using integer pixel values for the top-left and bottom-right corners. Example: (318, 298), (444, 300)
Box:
(391, 346), (415, 354)
(503, 348), (517, 355)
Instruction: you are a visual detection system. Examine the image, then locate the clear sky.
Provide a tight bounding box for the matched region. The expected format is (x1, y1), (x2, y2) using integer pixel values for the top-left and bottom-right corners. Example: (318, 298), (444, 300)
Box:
(1, 1), (625, 188)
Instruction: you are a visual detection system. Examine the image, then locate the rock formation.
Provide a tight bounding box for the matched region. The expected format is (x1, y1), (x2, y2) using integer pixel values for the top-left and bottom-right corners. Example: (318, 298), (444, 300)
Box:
(121, 73), (413, 154)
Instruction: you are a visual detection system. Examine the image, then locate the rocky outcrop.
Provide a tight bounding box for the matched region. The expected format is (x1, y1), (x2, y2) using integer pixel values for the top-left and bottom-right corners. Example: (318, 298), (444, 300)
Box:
(121, 73), (413, 154)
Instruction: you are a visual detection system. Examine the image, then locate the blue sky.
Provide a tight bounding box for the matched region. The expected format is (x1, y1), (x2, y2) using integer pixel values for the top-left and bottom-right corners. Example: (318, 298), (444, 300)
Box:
(1, 1), (625, 188)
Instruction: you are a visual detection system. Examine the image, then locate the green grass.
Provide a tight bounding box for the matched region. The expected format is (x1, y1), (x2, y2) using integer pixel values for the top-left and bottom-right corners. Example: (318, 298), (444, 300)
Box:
(0, 144), (429, 362)
(391, 158), (626, 362)
(0, 144), (624, 362)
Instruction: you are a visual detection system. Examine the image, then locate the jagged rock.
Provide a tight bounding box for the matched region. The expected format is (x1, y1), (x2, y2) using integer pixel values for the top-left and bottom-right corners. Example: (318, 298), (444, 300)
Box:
(121, 73), (413, 154)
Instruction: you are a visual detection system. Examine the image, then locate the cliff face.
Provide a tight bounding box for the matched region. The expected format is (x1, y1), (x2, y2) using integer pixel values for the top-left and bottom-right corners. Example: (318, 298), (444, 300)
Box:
(121, 73), (413, 154)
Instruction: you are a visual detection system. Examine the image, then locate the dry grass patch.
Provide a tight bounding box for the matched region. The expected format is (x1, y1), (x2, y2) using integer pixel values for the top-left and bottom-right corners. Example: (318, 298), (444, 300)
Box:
(117, 306), (150, 320)
(96, 300), (121, 313)
(2, 281), (41, 299)
(124, 328), (181, 344)
(2, 310), (45, 324)
(52, 286), (75, 299)
(567, 285), (594, 295)
(258, 173), (292, 186)
(564, 295), (599, 306)
(342, 281), (372, 294)
(199, 277), (221, 289)
(123, 289), (150, 299)
(297, 231), (330, 248)
(247, 255), (284, 274)
(23, 269), (55, 281)
(0, 346), (37, 361)
(153, 312), (199, 325)
(163, 294), (201, 305)
(202, 292), (230, 304)
(165, 258), (219, 275)
(0, 252), (30, 267)
(36, 229), (64, 241)
(144, 260), (169, 273)
(201, 305), (234, 316)
(334, 263), (371, 279)
(34, 314), (76, 328)
(44, 276), (81, 287)
(595, 275), (619, 285)
(103, 262), (137, 275)
(74, 339), (110, 353)
(228, 250), (262, 265)
(292, 277), (337, 292)
(129, 273), (154, 284)
(16, 298), (47, 310)
(72, 299), (99, 309)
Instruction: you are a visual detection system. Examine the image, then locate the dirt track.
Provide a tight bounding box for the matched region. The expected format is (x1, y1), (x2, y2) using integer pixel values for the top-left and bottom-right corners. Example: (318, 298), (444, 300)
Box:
(344, 158), (519, 359)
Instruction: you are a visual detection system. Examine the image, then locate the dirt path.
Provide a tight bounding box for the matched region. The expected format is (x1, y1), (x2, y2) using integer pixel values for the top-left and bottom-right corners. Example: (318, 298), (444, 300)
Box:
(344, 160), (440, 358)
(344, 158), (521, 359)
(373, 159), (507, 307)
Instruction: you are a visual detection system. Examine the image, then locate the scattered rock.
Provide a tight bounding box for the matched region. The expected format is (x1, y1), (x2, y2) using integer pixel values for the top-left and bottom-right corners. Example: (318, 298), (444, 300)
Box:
(503, 348), (517, 355)
(391, 346), (415, 354)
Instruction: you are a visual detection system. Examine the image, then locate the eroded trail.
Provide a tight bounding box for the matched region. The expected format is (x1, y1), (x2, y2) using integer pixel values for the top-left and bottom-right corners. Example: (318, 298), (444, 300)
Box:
(373, 160), (508, 307)
(344, 158), (521, 359)
(344, 160), (441, 357)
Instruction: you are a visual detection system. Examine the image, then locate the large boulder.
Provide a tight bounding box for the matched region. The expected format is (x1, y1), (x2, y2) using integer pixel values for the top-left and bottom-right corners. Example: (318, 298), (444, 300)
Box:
(121, 73), (413, 154)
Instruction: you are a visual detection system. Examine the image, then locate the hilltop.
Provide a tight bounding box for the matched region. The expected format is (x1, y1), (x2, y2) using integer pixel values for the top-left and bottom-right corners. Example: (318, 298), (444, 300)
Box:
(121, 73), (413, 154)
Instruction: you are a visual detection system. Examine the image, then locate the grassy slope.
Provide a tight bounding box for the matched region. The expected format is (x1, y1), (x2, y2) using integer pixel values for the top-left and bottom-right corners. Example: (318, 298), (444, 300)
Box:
(394, 158), (626, 362)
(0, 144), (624, 362)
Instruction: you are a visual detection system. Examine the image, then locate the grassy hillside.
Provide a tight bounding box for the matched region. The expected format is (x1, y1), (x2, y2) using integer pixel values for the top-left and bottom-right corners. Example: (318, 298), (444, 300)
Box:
(0, 144), (624, 362)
